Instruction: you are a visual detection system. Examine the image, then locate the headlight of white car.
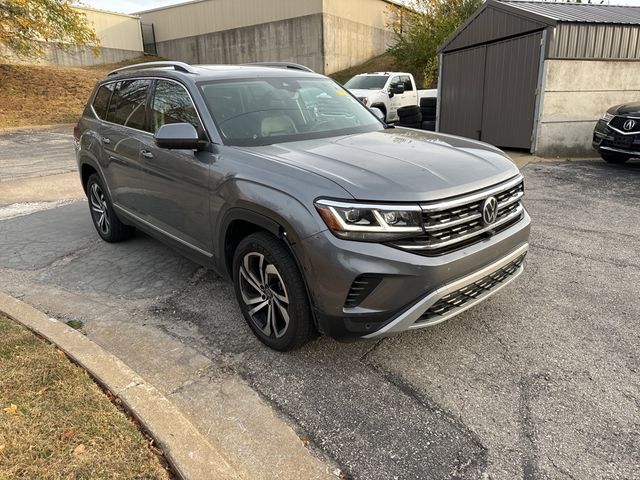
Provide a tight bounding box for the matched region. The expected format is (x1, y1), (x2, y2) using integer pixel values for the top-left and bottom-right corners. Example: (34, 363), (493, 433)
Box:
(602, 112), (614, 122)
(358, 97), (369, 106)
(315, 199), (423, 242)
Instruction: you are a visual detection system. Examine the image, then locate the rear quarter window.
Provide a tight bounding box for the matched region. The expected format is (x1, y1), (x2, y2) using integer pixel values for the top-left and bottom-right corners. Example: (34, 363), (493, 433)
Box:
(92, 83), (115, 120)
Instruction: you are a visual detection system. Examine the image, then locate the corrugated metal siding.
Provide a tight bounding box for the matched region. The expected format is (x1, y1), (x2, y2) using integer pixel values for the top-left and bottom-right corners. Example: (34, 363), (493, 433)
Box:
(481, 31), (542, 149)
(439, 45), (486, 140)
(499, 1), (640, 24)
(443, 5), (545, 52)
(550, 23), (640, 59)
(440, 31), (541, 149)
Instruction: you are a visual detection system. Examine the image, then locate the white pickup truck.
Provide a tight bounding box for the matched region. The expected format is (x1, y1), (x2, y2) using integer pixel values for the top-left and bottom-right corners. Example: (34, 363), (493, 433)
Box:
(344, 72), (436, 123)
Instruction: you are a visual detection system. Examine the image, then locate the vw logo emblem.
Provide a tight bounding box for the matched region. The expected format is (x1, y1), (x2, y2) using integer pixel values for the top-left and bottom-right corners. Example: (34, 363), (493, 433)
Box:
(623, 119), (636, 131)
(481, 196), (499, 225)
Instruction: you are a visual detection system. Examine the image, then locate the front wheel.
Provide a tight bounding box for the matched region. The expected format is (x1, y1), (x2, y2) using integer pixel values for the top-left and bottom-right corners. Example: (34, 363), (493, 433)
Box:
(599, 150), (630, 164)
(233, 232), (316, 351)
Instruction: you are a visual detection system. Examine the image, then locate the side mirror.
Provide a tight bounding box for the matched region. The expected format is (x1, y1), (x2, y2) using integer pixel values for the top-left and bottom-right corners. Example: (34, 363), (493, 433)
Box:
(154, 123), (203, 150)
(370, 107), (385, 122)
(392, 83), (406, 95)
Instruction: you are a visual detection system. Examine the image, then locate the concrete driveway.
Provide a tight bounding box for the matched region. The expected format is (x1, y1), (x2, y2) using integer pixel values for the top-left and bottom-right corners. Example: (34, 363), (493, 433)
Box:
(1, 128), (638, 479)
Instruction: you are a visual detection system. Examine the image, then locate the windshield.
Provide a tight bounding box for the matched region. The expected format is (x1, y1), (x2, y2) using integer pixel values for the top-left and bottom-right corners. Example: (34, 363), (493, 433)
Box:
(344, 75), (389, 90)
(198, 77), (383, 146)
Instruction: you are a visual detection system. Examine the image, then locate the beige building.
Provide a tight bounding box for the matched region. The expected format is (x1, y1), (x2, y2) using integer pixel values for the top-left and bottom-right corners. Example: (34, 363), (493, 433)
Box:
(1, 6), (144, 67)
(139, 0), (400, 74)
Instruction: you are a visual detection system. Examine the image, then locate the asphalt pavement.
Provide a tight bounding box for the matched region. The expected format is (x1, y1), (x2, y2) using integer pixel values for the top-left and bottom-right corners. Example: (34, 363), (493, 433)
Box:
(1, 128), (638, 479)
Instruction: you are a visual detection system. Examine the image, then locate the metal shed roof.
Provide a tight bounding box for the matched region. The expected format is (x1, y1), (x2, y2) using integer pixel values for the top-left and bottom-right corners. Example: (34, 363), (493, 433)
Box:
(499, 1), (640, 25)
(440, 0), (640, 53)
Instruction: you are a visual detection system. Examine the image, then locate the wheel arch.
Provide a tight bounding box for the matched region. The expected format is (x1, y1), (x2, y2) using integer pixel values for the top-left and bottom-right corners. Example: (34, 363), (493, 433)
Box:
(219, 208), (320, 329)
(370, 103), (387, 120)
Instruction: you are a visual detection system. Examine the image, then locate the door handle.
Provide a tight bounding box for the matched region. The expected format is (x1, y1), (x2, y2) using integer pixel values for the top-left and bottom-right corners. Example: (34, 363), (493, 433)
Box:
(101, 137), (111, 144)
(141, 150), (154, 159)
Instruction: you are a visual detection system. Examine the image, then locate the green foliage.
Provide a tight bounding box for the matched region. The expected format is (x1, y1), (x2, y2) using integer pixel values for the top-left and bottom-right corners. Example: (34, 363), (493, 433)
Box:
(0, 0), (99, 59)
(387, 0), (482, 88)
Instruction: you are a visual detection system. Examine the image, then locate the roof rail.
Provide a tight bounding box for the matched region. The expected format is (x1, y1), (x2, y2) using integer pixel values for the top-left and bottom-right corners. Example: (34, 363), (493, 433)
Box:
(245, 62), (315, 73)
(107, 61), (198, 76)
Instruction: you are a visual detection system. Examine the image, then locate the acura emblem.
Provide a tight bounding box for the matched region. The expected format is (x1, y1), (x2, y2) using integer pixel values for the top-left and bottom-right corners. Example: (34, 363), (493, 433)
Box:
(481, 196), (499, 225)
(623, 119), (637, 131)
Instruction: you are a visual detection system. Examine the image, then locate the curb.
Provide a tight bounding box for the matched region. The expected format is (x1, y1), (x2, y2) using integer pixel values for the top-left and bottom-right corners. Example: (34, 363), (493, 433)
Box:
(0, 291), (244, 480)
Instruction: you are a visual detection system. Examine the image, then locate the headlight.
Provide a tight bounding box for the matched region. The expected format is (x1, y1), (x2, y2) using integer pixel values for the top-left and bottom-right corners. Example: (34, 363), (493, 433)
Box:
(315, 199), (423, 241)
(358, 97), (369, 106)
(602, 112), (614, 122)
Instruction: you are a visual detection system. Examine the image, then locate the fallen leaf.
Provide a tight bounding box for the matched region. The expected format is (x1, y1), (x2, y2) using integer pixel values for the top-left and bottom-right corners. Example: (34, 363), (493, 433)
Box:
(60, 427), (76, 441)
(36, 387), (49, 396)
(56, 349), (65, 356)
(3, 404), (17, 415)
(73, 444), (85, 456)
(0, 444), (5, 453)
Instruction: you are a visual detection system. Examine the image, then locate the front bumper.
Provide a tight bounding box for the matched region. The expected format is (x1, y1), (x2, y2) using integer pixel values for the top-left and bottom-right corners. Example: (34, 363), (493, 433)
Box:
(363, 243), (527, 338)
(593, 119), (640, 156)
(295, 210), (531, 339)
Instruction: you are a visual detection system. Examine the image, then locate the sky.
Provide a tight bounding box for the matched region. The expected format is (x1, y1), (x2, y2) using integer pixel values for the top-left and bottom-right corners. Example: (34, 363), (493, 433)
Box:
(80, 0), (640, 15)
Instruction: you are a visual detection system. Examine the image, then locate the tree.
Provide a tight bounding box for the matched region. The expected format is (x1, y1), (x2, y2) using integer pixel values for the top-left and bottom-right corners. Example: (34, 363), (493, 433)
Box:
(387, 0), (482, 88)
(0, 0), (99, 60)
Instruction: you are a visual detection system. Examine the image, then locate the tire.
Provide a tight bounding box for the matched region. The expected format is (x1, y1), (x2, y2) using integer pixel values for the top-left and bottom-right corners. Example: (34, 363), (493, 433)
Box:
(233, 231), (316, 351)
(397, 105), (420, 118)
(599, 150), (630, 164)
(420, 97), (437, 108)
(86, 173), (134, 242)
(421, 120), (436, 131)
(398, 114), (422, 125)
(420, 106), (437, 119)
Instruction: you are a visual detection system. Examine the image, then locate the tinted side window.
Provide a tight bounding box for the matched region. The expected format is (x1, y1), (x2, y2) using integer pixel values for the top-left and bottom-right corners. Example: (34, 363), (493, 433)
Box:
(401, 75), (413, 91)
(107, 79), (151, 131)
(150, 80), (201, 133)
(92, 83), (115, 120)
(390, 76), (401, 89)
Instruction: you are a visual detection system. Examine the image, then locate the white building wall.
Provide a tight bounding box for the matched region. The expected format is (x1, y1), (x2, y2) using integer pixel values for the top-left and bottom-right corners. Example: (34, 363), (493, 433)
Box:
(79, 7), (143, 52)
(322, 0), (395, 74)
(140, 0), (323, 42)
(535, 59), (640, 157)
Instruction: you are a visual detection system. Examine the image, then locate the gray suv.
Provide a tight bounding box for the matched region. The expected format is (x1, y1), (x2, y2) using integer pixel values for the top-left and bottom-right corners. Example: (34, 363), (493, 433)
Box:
(75, 61), (530, 351)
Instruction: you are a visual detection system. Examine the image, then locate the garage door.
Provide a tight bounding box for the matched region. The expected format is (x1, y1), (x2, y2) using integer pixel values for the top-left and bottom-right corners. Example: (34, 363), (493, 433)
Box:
(439, 31), (543, 150)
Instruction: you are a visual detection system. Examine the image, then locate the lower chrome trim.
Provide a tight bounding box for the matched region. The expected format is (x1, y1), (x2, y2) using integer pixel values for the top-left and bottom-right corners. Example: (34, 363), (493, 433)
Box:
(363, 243), (529, 338)
(599, 145), (640, 156)
(113, 204), (213, 258)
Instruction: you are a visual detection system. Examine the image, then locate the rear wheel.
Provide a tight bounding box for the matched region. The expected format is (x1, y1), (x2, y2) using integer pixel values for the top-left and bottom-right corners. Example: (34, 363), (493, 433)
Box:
(599, 150), (630, 164)
(233, 232), (315, 351)
(86, 174), (134, 242)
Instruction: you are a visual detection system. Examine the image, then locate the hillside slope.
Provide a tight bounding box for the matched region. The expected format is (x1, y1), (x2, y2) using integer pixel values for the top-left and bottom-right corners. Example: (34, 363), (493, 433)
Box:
(329, 54), (397, 85)
(0, 57), (159, 129)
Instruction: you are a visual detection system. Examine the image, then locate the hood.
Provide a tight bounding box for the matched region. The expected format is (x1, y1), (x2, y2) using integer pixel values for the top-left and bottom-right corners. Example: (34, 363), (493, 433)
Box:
(347, 89), (382, 99)
(610, 102), (640, 115)
(238, 129), (520, 202)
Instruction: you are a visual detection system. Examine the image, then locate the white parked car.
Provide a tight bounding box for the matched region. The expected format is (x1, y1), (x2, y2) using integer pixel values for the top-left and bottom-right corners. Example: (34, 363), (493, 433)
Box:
(344, 72), (436, 123)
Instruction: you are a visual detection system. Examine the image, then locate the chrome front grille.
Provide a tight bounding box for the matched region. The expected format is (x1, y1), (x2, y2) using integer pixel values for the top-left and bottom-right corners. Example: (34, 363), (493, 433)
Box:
(391, 175), (525, 256)
(417, 252), (527, 323)
(609, 115), (640, 134)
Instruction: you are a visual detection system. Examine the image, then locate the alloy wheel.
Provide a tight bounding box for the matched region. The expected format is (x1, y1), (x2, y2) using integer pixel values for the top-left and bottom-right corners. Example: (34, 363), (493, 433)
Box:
(90, 182), (111, 235)
(239, 252), (290, 339)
